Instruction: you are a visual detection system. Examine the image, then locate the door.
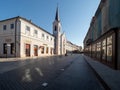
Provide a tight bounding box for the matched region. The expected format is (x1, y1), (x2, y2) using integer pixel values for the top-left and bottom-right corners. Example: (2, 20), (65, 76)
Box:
(26, 44), (30, 57)
(34, 45), (38, 56)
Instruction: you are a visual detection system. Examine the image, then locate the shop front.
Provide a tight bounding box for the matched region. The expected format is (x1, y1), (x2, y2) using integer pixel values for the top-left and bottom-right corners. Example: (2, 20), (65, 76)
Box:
(84, 30), (117, 69)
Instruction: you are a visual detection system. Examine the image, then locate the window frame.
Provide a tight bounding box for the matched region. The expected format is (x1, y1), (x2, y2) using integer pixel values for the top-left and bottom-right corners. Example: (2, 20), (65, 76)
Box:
(25, 26), (31, 35)
(106, 35), (113, 62)
(10, 24), (14, 29)
(34, 29), (38, 37)
(3, 25), (7, 30)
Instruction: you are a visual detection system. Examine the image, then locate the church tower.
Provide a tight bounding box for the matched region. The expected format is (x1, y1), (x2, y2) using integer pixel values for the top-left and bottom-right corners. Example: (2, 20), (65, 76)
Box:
(53, 7), (61, 55)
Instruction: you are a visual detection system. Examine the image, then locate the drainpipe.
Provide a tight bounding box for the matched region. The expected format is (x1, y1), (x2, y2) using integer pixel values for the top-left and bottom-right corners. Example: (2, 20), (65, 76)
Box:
(14, 17), (18, 57)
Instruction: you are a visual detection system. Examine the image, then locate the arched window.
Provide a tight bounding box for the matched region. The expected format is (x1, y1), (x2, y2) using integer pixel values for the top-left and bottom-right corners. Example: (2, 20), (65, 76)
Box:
(55, 26), (57, 31)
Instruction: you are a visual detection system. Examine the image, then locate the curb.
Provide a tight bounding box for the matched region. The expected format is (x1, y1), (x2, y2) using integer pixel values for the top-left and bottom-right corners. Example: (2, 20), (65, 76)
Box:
(84, 56), (111, 90)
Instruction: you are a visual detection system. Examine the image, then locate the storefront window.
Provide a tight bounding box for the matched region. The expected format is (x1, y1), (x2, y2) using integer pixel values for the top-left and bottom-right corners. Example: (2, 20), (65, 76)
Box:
(102, 39), (106, 60)
(88, 46), (91, 56)
(107, 35), (112, 61)
(107, 36), (112, 44)
(92, 44), (96, 58)
(96, 42), (101, 59)
(86, 47), (89, 55)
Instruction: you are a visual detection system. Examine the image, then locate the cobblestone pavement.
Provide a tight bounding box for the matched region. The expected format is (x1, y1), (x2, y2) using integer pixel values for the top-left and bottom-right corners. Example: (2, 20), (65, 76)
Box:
(0, 54), (104, 90)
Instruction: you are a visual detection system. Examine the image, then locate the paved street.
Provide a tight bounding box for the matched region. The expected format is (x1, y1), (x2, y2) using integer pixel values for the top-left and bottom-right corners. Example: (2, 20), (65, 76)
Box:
(0, 54), (104, 90)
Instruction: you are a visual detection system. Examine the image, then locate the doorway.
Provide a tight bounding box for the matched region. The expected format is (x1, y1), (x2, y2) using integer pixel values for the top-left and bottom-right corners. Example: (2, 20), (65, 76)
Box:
(25, 44), (30, 57)
(34, 45), (38, 56)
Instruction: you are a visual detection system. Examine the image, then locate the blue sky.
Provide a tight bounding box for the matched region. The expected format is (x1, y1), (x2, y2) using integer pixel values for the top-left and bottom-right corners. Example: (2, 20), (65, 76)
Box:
(0, 0), (100, 47)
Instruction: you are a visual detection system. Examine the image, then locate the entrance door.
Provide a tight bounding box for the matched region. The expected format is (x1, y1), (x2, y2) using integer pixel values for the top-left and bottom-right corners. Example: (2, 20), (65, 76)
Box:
(50, 48), (52, 55)
(34, 45), (38, 56)
(26, 44), (30, 57)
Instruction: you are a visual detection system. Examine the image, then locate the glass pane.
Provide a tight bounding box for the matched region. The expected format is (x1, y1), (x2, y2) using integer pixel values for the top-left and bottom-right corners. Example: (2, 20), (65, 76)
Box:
(92, 44), (96, 57)
(102, 46), (106, 60)
(107, 35), (112, 45)
(107, 45), (112, 61)
(97, 47), (101, 58)
(96, 42), (101, 59)
(102, 39), (106, 46)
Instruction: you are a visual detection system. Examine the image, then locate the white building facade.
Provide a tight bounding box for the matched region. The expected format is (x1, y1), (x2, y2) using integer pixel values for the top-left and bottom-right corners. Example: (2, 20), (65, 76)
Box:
(0, 17), (54, 57)
(66, 41), (82, 53)
(0, 7), (81, 58)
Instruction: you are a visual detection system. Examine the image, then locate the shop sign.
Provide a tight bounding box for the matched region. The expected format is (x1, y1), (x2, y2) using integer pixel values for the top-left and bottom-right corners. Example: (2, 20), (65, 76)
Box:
(25, 40), (31, 43)
(43, 44), (47, 46)
(5, 38), (12, 42)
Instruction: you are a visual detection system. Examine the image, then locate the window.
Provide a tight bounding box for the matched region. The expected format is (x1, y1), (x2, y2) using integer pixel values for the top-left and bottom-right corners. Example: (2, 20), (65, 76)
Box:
(42, 33), (45, 39)
(3, 25), (7, 30)
(10, 24), (14, 29)
(92, 44), (96, 57)
(34, 30), (38, 37)
(42, 33), (44, 37)
(26, 26), (30, 30)
(51, 38), (52, 41)
(46, 47), (49, 54)
(96, 42), (101, 59)
(26, 26), (30, 35)
(88, 46), (91, 56)
(107, 35), (112, 61)
(54, 26), (57, 31)
(102, 39), (106, 60)
(46, 36), (49, 41)
(11, 43), (14, 54)
(3, 43), (7, 54)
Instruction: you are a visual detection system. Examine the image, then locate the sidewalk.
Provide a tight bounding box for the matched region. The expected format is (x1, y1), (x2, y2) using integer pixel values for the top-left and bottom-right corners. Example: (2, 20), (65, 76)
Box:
(83, 55), (120, 90)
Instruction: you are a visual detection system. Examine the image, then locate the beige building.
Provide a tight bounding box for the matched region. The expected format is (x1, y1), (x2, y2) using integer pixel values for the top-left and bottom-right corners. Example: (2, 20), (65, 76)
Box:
(66, 41), (82, 53)
(0, 16), (54, 57)
(0, 7), (81, 58)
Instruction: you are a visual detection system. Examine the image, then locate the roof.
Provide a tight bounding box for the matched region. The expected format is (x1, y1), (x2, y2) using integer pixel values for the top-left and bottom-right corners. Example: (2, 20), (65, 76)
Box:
(0, 16), (54, 37)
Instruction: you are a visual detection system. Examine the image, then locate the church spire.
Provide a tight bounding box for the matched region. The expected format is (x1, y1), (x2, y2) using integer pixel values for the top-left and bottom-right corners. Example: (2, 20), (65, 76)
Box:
(55, 6), (60, 21)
